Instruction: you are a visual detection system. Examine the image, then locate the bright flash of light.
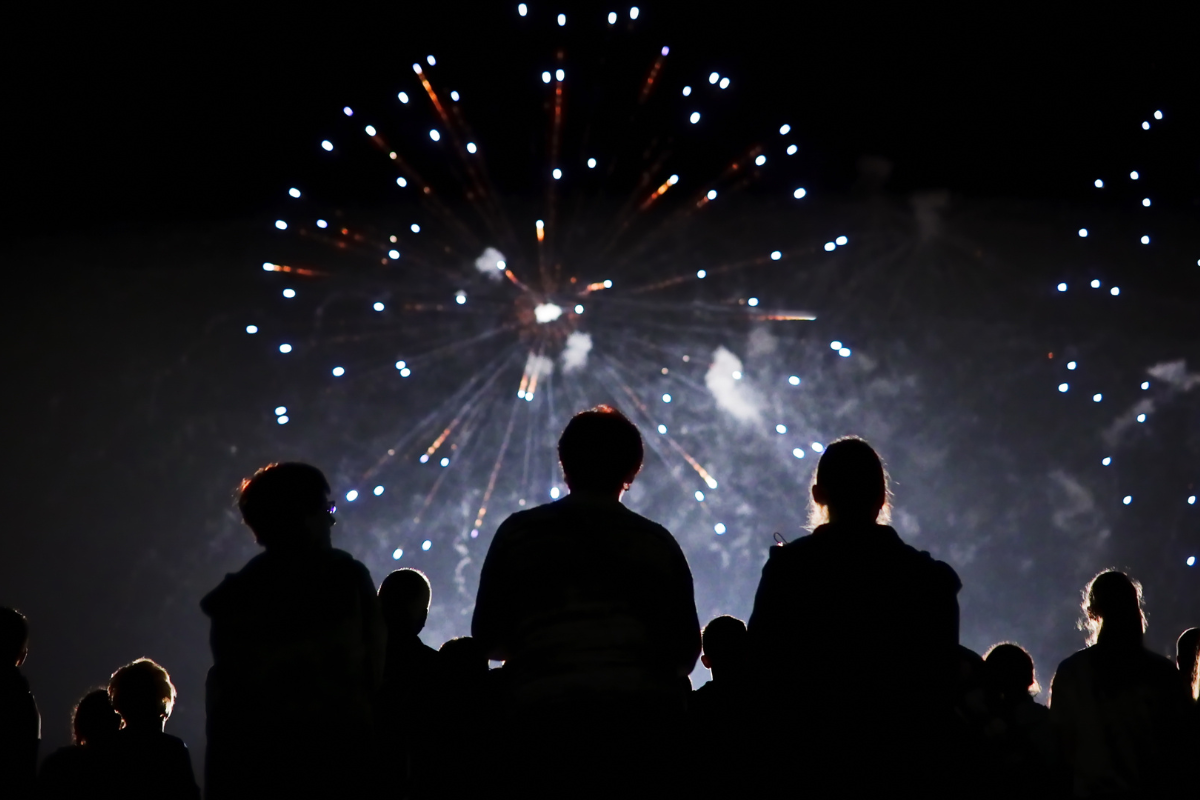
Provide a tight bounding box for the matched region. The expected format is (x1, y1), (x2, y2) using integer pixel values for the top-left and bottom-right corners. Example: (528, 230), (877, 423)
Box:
(838, 348), (851, 357)
(429, 129), (441, 141)
(682, 86), (691, 96)
(1141, 381), (1150, 390)
(787, 144), (798, 155)
(662, 394), (672, 403)
(755, 155), (766, 166)
(779, 124), (791, 135)
(689, 112), (701, 124)
(411, 223), (421, 233)
(274, 406), (287, 415)
(279, 344), (293, 353)
(440, 457), (450, 467)
(346, 490), (359, 501)
(321, 140), (333, 151)
(553, 168), (562, 179)
(608, 11), (617, 23)
(714, 523), (726, 534)
(374, 302), (385, 311)
(426, 55), (436, 65)
(388, 249), (400, 259)
(789, 376), (800, 385)
(550, 487), (560, 499)
(1092, 393), (1102, 402)
(587, 158), (597, 168)
(534, 303), (563, 323)
(835, 236), (848, 246)
(1057, 283), (1067, 292)
(719, 77), (729, 89)
(1142, 198), (1151, 207)
(1067, 361), (1077, 370)
(812, 442), (824, 452)
(792, 448), (805, 458)
(455, 293), (467, 305)
(536, 219), (545, 241)
(696, 270), (706, 278)
(630, 6), (639, 19)
(1078, 228), (1088, 237)
(1102, 457), (1111, 466)
(343, 107), (353, 116)
(398, 92), (409, 103)
(574, 304), (584, 313)
(1094, 179), (1104, 188)
(747, 298), (759, 307)
(542, 71), (551, 84)
(830, 341), (842, 350)
(1141, 121), (1150, 130)
(288, 188), (301, 198)
(1140, 236), (1150, 244)
(775, 424), (787, 434)
(707, 190), (717, 200)
(824, 242), (836, 251)
(317, 219), (328, 228)
(1123, 496), (1132, 505)
(467, 142), (477, 153)
(518, 3), (527, 16)
(1058, 383), (1069, 392)
(1110, 287), (1120, 296)
(397, 177), (408, 187)
(1189, 557), (1196, 567)
(276, 416), (288, 425)
(1136, 414), (1146, 422)
(770, 250), (782, 260)
(332, 367), (345, 377)
(1130, 171), (1139, 180)
(708, 72), (719, 84)
(393, 548), (403, 560)
(658, 425), (668, 434)
(365, 125), (376, 136)
(422, 540), (432, 550)
(794, 188), (806, 199)
(1091, 279), (1101, 288)
(695, 491), (705, 501)
(275, 220), (287, 230)
(1154, 110), (1163, 119)
(557, 13), (566, 25)
(246, 325), (258, 334)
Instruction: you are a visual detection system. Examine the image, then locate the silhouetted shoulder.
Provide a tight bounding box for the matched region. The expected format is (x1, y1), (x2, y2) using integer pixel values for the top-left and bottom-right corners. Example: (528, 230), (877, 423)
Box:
(765, 524), (960, 591)
(201, 547), (372, 616)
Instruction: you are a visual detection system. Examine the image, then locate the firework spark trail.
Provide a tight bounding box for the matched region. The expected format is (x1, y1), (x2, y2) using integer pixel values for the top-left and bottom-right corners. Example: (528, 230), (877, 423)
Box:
(412, 64), (514, 247)
(597, 353), (721, 492)
(542, 51), (568, 290)
(471, 394), (524, 535)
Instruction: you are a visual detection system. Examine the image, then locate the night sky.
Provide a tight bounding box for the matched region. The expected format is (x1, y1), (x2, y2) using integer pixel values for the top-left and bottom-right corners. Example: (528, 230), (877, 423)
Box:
(2, 1), (1198, 774)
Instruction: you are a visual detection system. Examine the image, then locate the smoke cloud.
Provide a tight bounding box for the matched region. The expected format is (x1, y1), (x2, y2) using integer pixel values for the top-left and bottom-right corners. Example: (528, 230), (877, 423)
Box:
(705, 346), (762, 423)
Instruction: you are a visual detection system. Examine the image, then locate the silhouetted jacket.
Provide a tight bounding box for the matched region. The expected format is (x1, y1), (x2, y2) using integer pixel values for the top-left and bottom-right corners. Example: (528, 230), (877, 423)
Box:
(473, 495), (700, 705)
(201, 545), (385, 799)
(748, 522), (961, 790)
(0, 665), (40, 800)
(98, 728), (199, 800)
(1049, 639), (1192, 796)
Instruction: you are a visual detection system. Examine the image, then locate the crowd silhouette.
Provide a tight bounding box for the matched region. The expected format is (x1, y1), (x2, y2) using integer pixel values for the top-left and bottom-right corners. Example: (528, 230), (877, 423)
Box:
(3, 405), (1198, 798)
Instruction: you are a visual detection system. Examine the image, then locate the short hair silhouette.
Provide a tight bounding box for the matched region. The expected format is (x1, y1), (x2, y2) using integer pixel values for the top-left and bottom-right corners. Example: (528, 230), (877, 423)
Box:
(983, 642), (1039, 696)
(379, 568), (432, 636)
(807, 436), (892, 528)
(108, 658), (177, 727)
(439, 636), (488, 677)
(0, 606), (29, 665)
(558, 405), (643, 492)
(237, 462), (332, 547)
(73, 688), (121, 745)
(701, 615), (747, 670)
(1081, 569), (1145, 645)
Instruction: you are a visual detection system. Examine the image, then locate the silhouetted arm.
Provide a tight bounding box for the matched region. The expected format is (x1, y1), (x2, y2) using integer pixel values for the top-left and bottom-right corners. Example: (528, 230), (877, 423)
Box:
(472, 518), (516, 662)
(356, 562), (388, 690)
(661, 531), (701, 677)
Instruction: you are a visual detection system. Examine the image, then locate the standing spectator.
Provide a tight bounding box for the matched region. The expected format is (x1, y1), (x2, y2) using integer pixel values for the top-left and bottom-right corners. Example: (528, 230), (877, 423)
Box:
(692, 615), (749, 715)
(36, 689), (121, 799)
(202, 462), (386, 800)
(102, 658), (199, 800)
(473, 405), (700, 798)
(0, 607), (39, 800)
(375, 568), (439, 796)
(1049, 570), (1192, 796)
(980, 643), (1057, 798)
(1175, 627), (1199, 702)
(747, 436), (962, 796)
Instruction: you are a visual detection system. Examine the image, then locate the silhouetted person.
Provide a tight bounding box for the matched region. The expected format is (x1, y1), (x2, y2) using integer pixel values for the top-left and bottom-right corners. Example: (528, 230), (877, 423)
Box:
(36, 689), (121, 799)
(202, 462), (386, 800)
(376, 568), (439, 797)
(1049, 571), (1192, 796)
(747, 436), (962, 796)
(473, 405), (700, 798)
(980, 643), (1057, 799)
(101, 658), (199, 800)
(0, 607), (39, 800)
(692, 615), (748, 714)
(1176, 627), (1199, 702)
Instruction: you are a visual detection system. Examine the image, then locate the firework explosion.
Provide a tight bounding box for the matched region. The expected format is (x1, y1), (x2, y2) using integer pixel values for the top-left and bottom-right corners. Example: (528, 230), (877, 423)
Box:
(244, 4), (1199, 665)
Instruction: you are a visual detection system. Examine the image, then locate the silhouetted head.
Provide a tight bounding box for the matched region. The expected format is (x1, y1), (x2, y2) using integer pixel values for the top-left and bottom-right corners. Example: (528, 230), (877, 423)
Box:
(439, 637), (488, 680)
(0, 607), (29, 667)
(237, 462), (334, 550)
(1081, 570), (1146, 646)
(108, 658), (176, 732)
(73, 689), (121, 746)
(558, 405), (643, 494)
(701, 615), (747, 679)
(379, 569), (432, 638)
(807, 436), (892, 529)
(1177, 627), (1199, 700)
(983, 642), (1039, 700)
